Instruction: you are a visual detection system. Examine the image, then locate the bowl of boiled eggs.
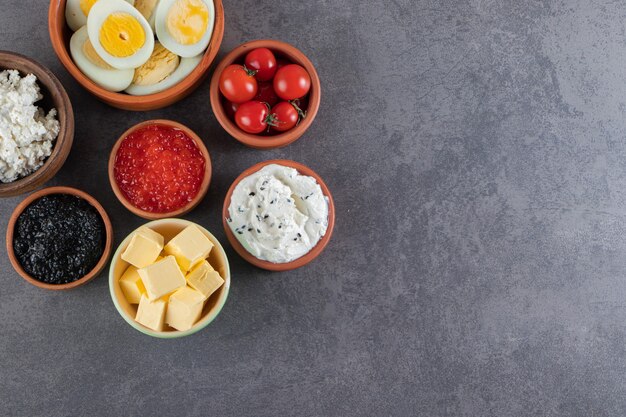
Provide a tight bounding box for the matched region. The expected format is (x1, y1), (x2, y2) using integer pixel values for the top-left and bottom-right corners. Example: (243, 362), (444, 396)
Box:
(48, 0), (224, 110)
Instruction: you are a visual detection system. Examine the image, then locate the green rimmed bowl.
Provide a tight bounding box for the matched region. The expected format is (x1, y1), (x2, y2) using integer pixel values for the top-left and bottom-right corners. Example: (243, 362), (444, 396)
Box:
(109, 218), (230, 338)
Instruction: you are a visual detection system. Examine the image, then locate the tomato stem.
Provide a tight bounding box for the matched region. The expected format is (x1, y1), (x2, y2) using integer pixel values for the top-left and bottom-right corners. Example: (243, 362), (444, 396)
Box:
(262, 101), (278, 132)
(243, 65), (258, 77)
(265, 112), (279, 128)
(290, 99), (308, 120)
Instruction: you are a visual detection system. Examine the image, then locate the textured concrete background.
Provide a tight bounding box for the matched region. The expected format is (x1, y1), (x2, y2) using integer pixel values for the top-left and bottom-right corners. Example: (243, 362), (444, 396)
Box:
(1, 0), (626, 415)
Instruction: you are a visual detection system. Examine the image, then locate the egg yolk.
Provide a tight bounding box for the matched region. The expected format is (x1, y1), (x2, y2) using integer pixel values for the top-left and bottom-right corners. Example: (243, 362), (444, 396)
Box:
(79, 0), (98, 16)
(99, 13), (146, 58)
(135, 0), (159, 20)
(133, 43), (180, 86)
(82, 38), (114, 69)
(166, 0), (208, 45)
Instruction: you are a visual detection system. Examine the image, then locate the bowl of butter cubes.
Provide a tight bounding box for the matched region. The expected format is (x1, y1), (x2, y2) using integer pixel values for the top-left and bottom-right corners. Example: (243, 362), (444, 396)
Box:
(109, 218), (230, 338)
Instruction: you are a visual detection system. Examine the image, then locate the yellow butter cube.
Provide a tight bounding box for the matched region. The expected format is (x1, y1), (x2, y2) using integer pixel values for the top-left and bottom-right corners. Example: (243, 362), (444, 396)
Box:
(137, 255), (186, 301)
(121, 227), (164, 268)
(165, 286), (205, 331)
(186, 261), (224, 300)
(119, 265), (146, 304)
(164, 225), (214, 272)
(135, 294), (167, 331)
(137, 226), (165, 242)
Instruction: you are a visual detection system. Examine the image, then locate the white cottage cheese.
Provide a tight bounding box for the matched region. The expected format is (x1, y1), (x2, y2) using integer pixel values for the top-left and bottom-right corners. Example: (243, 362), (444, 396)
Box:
(0, 70), (59, 183)
(227, 164), (329, 263)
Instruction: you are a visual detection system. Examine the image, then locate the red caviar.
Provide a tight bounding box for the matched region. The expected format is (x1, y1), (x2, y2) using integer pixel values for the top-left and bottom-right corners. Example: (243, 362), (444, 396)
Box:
(114, 125), (205, 213)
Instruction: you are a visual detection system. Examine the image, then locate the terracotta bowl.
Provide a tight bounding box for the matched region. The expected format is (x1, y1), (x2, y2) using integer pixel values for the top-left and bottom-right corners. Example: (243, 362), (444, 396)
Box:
(0, 51), (74, 198)
(209, 40), (321, 149)
(48, 0), (224, 111)
(108, 119), (212, 220)
(222, 159), (335, 271)
(109, 218), (230, 338)
(6, 186), (113, 290)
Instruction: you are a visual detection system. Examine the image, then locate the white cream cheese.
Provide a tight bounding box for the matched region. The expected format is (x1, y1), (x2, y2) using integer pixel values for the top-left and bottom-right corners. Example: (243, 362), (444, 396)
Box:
(0, 70), (60, 183)
(227, 164), (329, 263)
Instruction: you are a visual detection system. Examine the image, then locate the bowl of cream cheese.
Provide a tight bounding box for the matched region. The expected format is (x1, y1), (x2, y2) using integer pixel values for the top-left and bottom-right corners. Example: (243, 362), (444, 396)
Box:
(222, 160), (335, 271)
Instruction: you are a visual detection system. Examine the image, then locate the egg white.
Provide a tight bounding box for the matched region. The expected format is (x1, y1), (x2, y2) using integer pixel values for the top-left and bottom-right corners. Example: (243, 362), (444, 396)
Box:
(87, 0), (155, 69)
(65, 0), (136, 32)
(154, 0), (214, 58)
(70, 26), (134, 91)
(125, 53), (202, 95)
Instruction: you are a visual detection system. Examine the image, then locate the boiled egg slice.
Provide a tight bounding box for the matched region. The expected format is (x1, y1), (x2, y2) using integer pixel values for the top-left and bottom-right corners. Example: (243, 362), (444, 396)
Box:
(134, 0), (161, 30)
(65, 0), (136, 32)
(70, 26), (134, 91)
(125, 42), (202, 95)
(154, 0), (214, 58)
(87, 0), (154, 69)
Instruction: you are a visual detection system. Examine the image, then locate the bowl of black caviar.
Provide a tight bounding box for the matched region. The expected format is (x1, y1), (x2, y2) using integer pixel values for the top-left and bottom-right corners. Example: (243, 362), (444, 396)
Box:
(6, 186), (113, 290)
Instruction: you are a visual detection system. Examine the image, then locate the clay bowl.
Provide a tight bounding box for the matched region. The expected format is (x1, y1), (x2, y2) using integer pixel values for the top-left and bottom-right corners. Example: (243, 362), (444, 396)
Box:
(108, 119), (212, 220)
(109, 218), (230, 338)
(222, 159), (335, 271)
(0, 51), (74, 198)
(48, 0), (224, 111)
(6, 186), (113, 290)
(209, 40), (321, 149)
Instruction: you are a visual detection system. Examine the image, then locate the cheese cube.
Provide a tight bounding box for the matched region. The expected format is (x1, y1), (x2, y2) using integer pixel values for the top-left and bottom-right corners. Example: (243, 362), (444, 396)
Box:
(137, 226), (165, 244)
(165, 286), (205, 331)
(186, 261), (224, 300)
(164, 225), (214, 272)
(121, 227), (164, 268)
(137, 256), (186, 301)
(119, 265), (146, 304)
(135, 294), (167, 331)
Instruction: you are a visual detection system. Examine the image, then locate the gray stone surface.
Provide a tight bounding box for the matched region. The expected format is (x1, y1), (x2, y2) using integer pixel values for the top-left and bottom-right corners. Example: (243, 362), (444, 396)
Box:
(2, 0), (626, 415)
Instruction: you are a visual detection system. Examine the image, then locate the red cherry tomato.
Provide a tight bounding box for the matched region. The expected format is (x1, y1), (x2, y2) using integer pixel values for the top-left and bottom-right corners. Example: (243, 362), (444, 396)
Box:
(273, 64), (311, 100)
(219, 65), (258, 103)
(245, 48), (277, 82)
(224, 100), (239, 120)
(235, 101), (272, 134)
(271, 102), (299, 132)
(253, 82), (279, 107)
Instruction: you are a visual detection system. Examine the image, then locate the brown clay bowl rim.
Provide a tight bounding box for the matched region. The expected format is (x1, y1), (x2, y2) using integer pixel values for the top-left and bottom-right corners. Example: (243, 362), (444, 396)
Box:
(48, 0), (224, 110)
(108, 119), (212, 220)
(209, 40), (321, 149)
(222, 159), (335, 271)
(6, 186), (114, 290)
(0, 50), (74, 198)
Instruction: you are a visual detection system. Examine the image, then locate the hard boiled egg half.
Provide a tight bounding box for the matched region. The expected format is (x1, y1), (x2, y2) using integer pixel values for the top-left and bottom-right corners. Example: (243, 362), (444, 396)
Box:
(70, 26), (134, 91)
(87, 0), (154, 69)
(65, 0), (136, 32)
(155, 0), (214, 58)
(125, 43), (201, 95)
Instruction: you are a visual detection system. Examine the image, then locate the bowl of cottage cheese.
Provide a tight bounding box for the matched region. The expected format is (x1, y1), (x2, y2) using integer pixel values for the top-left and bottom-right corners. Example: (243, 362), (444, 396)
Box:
(223, 160), (335, 271)
(0, 51), (74, 197)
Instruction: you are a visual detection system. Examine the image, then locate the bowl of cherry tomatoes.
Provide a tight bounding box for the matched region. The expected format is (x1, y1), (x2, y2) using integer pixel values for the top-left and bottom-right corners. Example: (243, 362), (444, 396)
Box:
(209, 40), (320, 149)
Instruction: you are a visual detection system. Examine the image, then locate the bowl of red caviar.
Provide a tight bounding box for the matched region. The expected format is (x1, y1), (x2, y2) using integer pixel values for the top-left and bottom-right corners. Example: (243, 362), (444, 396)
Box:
(108, 119), (212, 220)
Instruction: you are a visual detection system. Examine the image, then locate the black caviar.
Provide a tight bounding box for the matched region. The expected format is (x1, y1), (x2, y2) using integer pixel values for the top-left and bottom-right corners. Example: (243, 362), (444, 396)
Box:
(13, 194), (106, 284)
